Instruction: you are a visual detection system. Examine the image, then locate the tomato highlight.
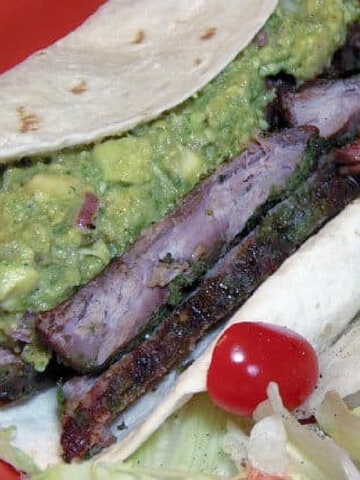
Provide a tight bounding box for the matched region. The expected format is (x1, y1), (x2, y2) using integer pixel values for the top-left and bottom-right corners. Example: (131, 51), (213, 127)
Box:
(0, 460), (21, 480)
(0, 0), (107, 74)
(207, 322), (319, 417)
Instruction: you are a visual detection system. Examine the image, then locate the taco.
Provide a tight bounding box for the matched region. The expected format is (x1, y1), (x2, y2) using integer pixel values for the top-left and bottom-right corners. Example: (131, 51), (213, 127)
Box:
(0, 0), (360, 478)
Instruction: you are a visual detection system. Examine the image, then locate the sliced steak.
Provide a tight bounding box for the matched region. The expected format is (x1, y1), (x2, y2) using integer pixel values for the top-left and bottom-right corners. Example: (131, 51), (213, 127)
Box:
(0, 346), (44, 405)
(328, 23), (360, 77)
(60, 151), (360, 462)
(36, 127), (316, 373)
(334, 134), (360, 174)
(278, 75), (360, 139)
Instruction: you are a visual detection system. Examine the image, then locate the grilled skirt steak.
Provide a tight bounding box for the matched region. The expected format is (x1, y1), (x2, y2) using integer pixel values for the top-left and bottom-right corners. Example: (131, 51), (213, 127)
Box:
(334, 135), (360, 175)
(0, 346), (44, 405)
(328, 22), (360, 77)
(278, 75), (360, 139)
(36, 127), (316, 373)
(60, 148), (360, 462)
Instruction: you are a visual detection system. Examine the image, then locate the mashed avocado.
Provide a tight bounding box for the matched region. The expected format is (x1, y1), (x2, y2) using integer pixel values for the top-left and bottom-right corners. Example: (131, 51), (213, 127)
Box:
(0, 0), (359, 365)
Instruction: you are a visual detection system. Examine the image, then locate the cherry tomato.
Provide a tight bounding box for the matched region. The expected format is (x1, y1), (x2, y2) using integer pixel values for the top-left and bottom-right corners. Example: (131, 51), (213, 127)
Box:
(207, 322), (319, 416)
(0, 460), (21, 480)
(0, 0), (107, 74)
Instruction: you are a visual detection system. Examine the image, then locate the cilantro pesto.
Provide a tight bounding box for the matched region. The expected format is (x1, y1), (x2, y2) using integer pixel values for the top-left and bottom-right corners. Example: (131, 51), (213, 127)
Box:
(0, 0), (359, 364)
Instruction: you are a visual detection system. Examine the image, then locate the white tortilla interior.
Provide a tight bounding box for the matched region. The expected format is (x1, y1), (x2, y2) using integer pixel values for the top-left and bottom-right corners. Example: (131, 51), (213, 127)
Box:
(0, 0), (277, 161)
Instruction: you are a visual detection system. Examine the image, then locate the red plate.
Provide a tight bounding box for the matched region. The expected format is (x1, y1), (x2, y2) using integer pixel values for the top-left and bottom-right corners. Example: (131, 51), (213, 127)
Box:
(0, 0), (107, 74)
(0, 460), (21, 480)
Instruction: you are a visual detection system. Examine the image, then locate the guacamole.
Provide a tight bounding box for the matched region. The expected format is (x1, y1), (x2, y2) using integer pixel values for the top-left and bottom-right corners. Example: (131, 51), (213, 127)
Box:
(0, 0), (359, 364)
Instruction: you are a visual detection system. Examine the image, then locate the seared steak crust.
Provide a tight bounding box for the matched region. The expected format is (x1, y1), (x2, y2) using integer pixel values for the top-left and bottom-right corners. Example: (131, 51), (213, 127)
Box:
(329, 23), (360, 77)
(279, 75), (360, 139)
(0, 346), (43, 405)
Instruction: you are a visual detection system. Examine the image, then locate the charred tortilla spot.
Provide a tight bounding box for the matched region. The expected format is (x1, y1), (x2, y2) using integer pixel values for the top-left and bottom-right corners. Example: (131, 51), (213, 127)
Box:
(34, 50), (46, 58)
(200, 27), (216, 41)
(194, 57), (202, 66)
(16, 106), (41, 134)
(70, 79), (88, 95)
(132, 30), (146, 44)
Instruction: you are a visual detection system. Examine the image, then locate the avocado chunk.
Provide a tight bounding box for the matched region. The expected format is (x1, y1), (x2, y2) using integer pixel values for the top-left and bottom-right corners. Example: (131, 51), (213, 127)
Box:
(25, 173), (81, 201)
(93, 137), (153, 185)
(0, 265), (39, 311)
(159, 145), (205, 186)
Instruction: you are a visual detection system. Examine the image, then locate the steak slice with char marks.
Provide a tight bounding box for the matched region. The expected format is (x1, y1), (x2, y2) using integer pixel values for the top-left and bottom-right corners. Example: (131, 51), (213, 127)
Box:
(36, 127), (316, 373)
(60, 149), (360, 462)
(0, 346), (44, 405)
(328, 22), (360, 77)
(278, 75), (360, 139)
(334, 134), (360, 175)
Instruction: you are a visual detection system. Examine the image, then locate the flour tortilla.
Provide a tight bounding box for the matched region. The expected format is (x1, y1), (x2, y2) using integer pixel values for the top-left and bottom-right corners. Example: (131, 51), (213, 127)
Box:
(0, 0), (277, 161)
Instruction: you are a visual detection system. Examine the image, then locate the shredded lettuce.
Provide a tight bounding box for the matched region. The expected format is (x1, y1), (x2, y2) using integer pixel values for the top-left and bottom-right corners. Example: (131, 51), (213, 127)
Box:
(7, 325), (360, 479)
(7, 316), (360, 480)
(0, 427), (39, 475)
(300, 318), (360, 418)
(26, 462), (225, 480)
(223, 383), (360, 479)
(2, 393), (240, 479)
(4, 385), (360, 479)
(316, 391), (360, 464)
(4, 386), (360, 480)
(125, 394), (239, 477)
